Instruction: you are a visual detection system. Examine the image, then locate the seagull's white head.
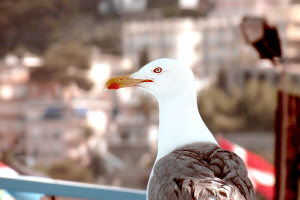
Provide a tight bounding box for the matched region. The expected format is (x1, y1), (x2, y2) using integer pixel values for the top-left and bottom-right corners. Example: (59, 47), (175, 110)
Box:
(106, 58), (195, 99)
(106, 58), (218, 160)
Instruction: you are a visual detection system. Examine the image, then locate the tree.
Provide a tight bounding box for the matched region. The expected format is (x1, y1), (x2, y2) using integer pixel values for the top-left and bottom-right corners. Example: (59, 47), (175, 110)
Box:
(147, 0), (178, 9)
(79, 0), (99, 14)
(216, 67), (227, 93)
(0, 0), (54, 55)
(238, 80), (276, 131)
(30, 40), (93, 91)
(0, 0), (82, 57)
(198, 86), (244, 133)
(88, 33), (121, 55)
(198, 80), (277, 133)
(46, 160), (94, 183)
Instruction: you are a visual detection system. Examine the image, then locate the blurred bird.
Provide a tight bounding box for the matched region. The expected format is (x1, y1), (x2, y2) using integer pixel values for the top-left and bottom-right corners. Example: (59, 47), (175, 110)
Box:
(106, 58), (255, 200)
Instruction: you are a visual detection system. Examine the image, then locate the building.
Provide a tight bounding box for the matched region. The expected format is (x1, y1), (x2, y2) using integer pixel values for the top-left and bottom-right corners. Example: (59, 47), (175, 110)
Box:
(0, 54), (90, 166)
(212, 0), (293, 16)
(0, 55), (28, 159)
(122, 16), (247, 82)
(122, 3), (300, 90)
(226, 5), (300, 88)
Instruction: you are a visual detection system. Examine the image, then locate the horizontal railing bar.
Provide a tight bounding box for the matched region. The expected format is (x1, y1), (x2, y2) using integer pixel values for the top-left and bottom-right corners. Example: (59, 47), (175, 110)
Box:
(0, 176), (146, 200)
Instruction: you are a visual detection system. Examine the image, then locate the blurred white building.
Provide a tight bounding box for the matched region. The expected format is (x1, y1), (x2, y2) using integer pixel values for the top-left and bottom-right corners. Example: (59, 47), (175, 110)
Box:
(212, 0), (293, 16)
(0, 53), (105, 166)
(122, 16), (244, 80)
(0, 55), (28, 158)
(179, 0), (200, 9)
(122, 3), (300, 88)
(98, 0), (147, 15)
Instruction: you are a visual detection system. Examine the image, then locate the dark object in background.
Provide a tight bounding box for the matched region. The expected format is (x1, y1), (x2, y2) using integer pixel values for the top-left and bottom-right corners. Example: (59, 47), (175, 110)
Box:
(240, 16), (282, 64)
(43, 107), (63, 119)
(241, 16), (300, 200)
(275, 92), (300, 200)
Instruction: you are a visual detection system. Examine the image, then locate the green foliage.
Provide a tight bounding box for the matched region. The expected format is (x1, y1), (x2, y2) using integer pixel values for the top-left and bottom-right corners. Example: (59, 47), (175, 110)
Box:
(162, 8), (206, 18)
(238, 80), (276, 131)
(0, 0), (52, 55)
(198, 86), (244, 132)
(0, 0), (83, 56)
(82, 125), (94, 140)
(46, 160), (94, 183)
(44, 40), (90, 70)
(162, 7), (181, 18)
(286, 79), (300, 96)
(30, 40), (93, 90)
(216, 67), (227, 92)
(147, 0), (179, 9)
(88, 151), (107, 177)
(198, 80), (277, 133)
(179, 9), (206, 18)
(3, 0), (124, 90)
(78, 0), (99, 14)
(88, 32), (121, 55)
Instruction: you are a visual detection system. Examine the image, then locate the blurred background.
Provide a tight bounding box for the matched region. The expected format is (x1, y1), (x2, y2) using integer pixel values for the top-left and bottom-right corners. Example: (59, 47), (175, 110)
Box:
(0, 0), (300, 199)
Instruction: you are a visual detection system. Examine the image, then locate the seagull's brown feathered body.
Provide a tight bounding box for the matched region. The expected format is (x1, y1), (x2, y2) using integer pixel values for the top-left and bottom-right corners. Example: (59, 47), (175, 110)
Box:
(148, 143), (255, 200)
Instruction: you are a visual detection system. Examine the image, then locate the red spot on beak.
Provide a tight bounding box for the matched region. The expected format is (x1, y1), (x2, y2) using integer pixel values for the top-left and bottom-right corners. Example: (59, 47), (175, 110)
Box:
(141, 80), (154, 83)
(108, 83), (120, 90)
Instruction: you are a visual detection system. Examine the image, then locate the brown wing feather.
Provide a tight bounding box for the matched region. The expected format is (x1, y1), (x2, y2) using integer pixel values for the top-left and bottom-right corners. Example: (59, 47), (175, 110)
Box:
(172, 177), (242, 200)
(148, 142), (255, 200)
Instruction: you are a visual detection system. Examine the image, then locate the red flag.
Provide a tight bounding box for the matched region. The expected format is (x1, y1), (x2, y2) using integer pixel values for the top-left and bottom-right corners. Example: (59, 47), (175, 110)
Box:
(217, 135), (275, 200)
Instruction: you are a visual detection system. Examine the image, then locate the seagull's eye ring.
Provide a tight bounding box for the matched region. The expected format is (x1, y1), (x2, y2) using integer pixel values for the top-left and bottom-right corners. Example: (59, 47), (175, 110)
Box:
(153, 67), (162, 73)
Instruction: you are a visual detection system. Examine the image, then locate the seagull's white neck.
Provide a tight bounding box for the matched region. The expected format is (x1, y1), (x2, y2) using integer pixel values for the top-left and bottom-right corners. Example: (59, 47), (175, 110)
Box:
(155, 86), (218, 161)
(146, 83), (218, 198)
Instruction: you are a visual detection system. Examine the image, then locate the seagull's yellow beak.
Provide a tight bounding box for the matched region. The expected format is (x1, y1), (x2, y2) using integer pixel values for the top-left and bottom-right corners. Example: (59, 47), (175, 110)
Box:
(106, 75), (153, 90)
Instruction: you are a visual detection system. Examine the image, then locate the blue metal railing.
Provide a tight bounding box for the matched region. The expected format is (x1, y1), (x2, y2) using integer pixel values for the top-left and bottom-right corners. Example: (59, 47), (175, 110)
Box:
(0, 176), (146, 200)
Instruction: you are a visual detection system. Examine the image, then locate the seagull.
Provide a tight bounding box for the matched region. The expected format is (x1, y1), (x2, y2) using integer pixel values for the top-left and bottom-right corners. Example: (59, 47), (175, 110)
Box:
(106, 58), (255, 200)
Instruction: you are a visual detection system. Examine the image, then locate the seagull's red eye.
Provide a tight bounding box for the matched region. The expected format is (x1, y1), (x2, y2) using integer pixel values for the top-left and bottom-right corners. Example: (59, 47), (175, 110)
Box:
(153, 67), (162, 73)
